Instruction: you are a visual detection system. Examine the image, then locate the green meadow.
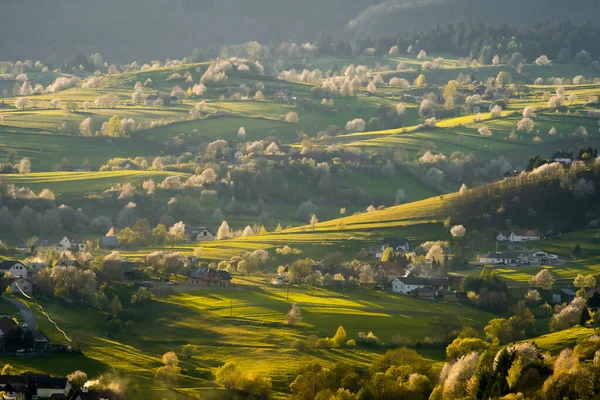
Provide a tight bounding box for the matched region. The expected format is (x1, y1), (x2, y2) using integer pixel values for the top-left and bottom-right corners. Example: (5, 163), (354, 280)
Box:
(2, 279), (492, 398)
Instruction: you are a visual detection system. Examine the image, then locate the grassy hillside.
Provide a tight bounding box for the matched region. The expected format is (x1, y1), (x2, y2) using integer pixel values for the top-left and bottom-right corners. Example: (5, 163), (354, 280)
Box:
(3, 279), (492, 398)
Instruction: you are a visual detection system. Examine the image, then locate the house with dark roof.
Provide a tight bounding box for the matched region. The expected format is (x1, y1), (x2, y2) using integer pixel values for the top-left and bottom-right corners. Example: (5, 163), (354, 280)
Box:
(9, 276), (36, 297)
(0, 373), (70, 399)
(144, 94), (159, 106)
(65, 236), (87, 252)
(69, 387), (120, 400)
(33, 239), (66, 253)
(381, 237), (410, 253)
(552, 150), (573, 165)
(55, 259), (81, 268)
(117, 160), (142, 171)
(186, 227), (215, 242)
(391, 277), (450, 295)
(374, 261), (407, 282)
(100, 236), (119, 249)
(189, 268), (232, 287)
(167, 96), (181, 105)
(0, 260), (28, 278)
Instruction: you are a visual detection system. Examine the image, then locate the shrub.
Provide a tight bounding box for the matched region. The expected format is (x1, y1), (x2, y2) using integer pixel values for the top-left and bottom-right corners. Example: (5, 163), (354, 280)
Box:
(357, 331), (380, 348)
(315, 338), (333, 349)
(346, 339), (356, 347)
(290, 339), (308, 351)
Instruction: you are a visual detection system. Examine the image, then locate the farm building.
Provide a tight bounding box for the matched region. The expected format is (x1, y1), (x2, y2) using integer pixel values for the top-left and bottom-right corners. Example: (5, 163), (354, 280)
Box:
(479, 252), (521, 265)
(144, 94), (159, 105)
(190, 268), (232, 287)
(168, 96), (181, 105)
(374, 261), (407, 282)
(391, 277), (450, 295)
(117, 160), (142, 170)
(100, 236), (119, 249)
(186, 227), (215, 242)
(496, 230), (544, 242)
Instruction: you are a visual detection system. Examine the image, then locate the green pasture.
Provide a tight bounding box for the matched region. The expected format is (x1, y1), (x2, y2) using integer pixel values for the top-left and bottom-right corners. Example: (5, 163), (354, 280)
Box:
(0, 280), (492, 399)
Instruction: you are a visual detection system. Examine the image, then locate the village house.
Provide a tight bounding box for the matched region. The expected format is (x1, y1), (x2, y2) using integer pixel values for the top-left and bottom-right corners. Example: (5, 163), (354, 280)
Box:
(9, 277), (35, 296)
(373, 261), (407, 282)
(471, 101), (493, 113)
(189, 268), (232, 287)
(391, 277), (450, 295)
(168, 96), (181, 105)
(64, 236), (87, 252)
(186, 227), (215, 242)
(55, 259), (81, 268)
(380, 237), (410, 254)
(117, 160), (142, 170)
(552, 150), (573, 165)
(70, 386), (121, 400)
(271, 276), (285, 286)
(33, 239), (66, 253)
(479, 251), (521, 265)
(144, 94), (159, 106)
(0, 260), (28, 278)
(496, 230), (544, 242)
(100, 235), (119, 250)
(0, 373), (70, 399)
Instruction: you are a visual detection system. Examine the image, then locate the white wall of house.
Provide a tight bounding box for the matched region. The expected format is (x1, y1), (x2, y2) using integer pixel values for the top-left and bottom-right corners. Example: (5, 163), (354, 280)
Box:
(392, 279), (424, 294)
(6, 263), (27, 278)
(480, 257), (503, 264)
(60, 236), (71, 249)
(11, 278), (32, 295)
(197, 230), (214, 241)
(510, 233), (541, 242)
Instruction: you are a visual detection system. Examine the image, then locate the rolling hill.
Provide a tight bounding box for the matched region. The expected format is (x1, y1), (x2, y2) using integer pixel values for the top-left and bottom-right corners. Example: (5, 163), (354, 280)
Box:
(1, 0), (598, 61)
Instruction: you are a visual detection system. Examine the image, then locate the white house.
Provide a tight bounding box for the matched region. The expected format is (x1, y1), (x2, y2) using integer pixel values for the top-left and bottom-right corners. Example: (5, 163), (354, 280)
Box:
(552, 151), (573, 165)
(391, 277), (450, 295)
(63, 236), (87, 252)
(497, 230), (544, 242)
(479, 252), (520, 265)
(10, 277), (34, 296)
(187, 227), (215, 242)
(0, 261), (28, 279)
(510, 230), (544, 242)
(496, 231), (511, 241)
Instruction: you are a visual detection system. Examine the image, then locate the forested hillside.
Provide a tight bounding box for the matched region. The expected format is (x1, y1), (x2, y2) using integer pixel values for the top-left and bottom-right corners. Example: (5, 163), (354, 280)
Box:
(1, 0), (598, 61)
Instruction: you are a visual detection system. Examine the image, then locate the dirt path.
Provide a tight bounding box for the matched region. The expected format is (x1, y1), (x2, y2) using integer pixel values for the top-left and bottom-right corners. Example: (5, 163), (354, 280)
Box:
(3, 295), (36, 330)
